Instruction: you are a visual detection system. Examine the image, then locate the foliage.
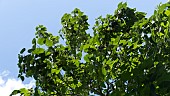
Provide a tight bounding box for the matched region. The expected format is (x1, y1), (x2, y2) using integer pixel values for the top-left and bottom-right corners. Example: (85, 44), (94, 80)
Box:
(11, 2), (170, 96)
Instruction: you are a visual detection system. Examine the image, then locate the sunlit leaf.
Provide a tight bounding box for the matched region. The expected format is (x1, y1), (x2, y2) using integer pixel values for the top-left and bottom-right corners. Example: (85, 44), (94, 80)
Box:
(51, 68), (61, 74)
(37, 38), (45, 45)
(45, 39), (53, 47)
(33, 48), (44, 54)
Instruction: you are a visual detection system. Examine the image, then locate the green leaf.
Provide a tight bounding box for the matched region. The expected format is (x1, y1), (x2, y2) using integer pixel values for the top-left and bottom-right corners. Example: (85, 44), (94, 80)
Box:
(77, 52), (82, 58)
(52, 36), (59, 44)
(37, 38), (45, 45)
(128, 40), (132, 47)
(27, 49), (33, 53)
(111, 36), (120, 45)
(32, 38), (36, 44)
(102, 67), (107, 76)
(20, 88), (28, 94)
(20, 48), (26, 54)
(133, 41), (138, 49)
(77, 82), (82, 87)
(84, 54), (90, 62)
(120, 40), (127, 45)
(45, 51), (51, 56)
(101, 82), (106, 88)
(10, 90), (20, 96)
(45, 39), (53, 47)
(83, 44), (90, 51)
(118, 2), (127, 9)
(73, 59), (80, 67)
(33, 48), (45, 54)
(96, 56), (100, 62)
(158, 32), (164, 37)
(158, 3), (167, 14)
(20, 76), (24, 81)
(51, 68), (61, 74)
(18, 55), (23, 63)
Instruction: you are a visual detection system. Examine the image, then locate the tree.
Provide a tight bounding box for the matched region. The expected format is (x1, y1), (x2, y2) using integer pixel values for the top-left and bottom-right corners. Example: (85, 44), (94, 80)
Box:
(11, 2), (170, 96)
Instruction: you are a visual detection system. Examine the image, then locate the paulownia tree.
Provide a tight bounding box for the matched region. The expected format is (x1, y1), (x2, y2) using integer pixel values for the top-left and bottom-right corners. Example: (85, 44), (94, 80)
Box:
(11, 2), (170, 96)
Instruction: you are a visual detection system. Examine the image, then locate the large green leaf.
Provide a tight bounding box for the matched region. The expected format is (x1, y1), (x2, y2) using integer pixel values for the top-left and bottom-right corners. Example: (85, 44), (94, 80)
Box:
(33, 48), (44, 54)
(45, 38), (53, 47)
(37, 38), (45, 45)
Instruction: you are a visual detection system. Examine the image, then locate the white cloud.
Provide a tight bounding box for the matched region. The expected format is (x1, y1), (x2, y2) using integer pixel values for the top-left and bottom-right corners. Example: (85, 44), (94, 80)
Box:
(0, 70), (35, 96)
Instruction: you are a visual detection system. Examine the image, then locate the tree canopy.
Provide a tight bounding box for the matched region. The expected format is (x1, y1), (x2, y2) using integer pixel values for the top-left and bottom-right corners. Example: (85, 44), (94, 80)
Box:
(11, 2), (170, 96)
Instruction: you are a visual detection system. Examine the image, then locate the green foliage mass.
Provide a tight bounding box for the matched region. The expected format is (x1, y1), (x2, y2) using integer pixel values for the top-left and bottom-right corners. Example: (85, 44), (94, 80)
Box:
(11, 2), (170, 96)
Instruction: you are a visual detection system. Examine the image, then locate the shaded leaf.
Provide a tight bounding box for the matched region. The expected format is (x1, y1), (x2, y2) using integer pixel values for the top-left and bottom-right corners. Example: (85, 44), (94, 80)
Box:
(20, 48), (26, 54)
(10, 90), (20, 96)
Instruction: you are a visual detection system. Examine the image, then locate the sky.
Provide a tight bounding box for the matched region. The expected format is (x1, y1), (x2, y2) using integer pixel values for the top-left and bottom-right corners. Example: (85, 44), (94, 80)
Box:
(0, 0), (168, 95)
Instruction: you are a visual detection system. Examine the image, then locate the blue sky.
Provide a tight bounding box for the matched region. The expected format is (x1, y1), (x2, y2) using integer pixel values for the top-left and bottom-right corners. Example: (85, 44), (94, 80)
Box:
(0, 0), (168, 95)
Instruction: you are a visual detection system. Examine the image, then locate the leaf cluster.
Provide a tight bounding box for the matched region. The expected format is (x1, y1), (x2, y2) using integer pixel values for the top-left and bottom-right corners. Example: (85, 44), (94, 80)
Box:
(11, 2), (170, 96)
